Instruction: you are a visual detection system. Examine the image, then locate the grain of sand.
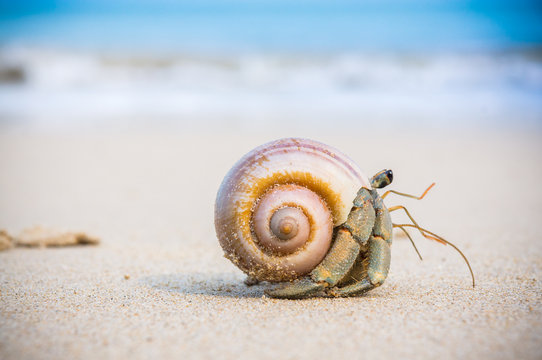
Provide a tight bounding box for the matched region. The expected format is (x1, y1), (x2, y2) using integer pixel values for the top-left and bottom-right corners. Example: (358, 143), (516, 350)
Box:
(1, 128), (541, 360)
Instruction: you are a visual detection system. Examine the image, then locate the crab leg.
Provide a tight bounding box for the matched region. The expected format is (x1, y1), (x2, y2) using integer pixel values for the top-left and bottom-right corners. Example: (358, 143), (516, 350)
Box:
(265, 229), (361, 299)
(243, 276), (260, 286)
(329, 190), (393, 297)
(334, 251), (368, 287)
(265, 188), (376, 299)
(329, 236), (390, 297)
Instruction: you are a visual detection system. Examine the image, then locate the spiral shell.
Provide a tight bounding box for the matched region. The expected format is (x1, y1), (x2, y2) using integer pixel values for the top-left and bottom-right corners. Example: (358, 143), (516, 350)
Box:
(214, 138), (371, 282)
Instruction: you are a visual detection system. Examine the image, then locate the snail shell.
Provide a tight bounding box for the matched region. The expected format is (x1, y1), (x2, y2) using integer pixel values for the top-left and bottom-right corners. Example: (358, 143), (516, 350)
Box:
(214, 138), (371, 282)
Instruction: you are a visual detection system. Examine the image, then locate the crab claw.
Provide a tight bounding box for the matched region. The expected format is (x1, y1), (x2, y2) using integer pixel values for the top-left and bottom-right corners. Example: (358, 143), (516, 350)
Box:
(264, 277), (326, 299)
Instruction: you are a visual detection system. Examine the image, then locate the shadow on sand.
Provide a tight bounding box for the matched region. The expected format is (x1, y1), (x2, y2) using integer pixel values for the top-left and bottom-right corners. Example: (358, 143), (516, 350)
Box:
(140, 272), (394, 300)
(139, 272), (276, 298)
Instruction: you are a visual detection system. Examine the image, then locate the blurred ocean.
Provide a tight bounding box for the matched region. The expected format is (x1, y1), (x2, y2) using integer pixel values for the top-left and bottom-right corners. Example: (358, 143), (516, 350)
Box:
(0, 1), (541, 131)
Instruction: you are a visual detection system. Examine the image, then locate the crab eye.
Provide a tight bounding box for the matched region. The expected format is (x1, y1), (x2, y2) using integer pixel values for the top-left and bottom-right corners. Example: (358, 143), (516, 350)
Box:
(386, 170), (393, 183)
(370, 169), (393, 188)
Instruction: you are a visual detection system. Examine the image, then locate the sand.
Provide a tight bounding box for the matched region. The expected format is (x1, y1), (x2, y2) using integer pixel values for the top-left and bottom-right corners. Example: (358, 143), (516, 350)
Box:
(1, 128), (541, 360)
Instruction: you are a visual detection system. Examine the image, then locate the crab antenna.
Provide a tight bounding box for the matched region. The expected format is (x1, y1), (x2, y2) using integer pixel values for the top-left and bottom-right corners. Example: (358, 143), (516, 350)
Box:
(393, 223), (475, 288)
(382, 182), (435, 200)
(393, 224), (423, 261)
(388, 205), (432, 243)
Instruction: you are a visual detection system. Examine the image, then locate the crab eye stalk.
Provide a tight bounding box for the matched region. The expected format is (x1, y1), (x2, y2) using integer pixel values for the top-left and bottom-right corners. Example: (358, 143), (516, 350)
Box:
(371, 169), (393, 189)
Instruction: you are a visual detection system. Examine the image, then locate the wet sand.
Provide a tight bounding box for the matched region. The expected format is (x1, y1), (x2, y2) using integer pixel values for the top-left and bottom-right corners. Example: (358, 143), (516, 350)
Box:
(1, 128), (541, 360)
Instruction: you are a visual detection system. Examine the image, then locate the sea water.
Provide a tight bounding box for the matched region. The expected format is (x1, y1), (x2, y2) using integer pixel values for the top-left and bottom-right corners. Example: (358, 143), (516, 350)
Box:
(0, 1), (541, 131)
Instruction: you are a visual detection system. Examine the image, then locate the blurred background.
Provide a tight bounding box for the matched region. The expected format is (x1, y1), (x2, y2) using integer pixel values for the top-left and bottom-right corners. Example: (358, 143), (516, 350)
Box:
(1, 0), (541, 133)
(1, 4), (542, 359)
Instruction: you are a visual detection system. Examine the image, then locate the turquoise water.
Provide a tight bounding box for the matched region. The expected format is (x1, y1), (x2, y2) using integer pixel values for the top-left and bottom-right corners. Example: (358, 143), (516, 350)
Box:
(1, 1), (541, 53)
(0, 1), (541, 130)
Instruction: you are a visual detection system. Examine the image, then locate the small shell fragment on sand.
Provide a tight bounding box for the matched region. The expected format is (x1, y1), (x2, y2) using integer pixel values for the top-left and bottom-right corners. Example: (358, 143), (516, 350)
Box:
(4, 226), (100, 249)
(0, 229), (15, 251)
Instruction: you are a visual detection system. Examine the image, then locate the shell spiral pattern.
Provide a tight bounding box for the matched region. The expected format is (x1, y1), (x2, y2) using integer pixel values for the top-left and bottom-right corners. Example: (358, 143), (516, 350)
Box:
(214, 138), (371, 282)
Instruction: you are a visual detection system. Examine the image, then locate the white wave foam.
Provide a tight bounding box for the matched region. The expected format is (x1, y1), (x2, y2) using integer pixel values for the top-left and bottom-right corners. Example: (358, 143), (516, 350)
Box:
(1, 46), (541, 130)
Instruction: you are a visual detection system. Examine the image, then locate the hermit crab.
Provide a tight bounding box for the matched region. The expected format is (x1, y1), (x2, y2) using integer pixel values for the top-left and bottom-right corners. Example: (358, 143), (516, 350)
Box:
(214, 138), (474, 299)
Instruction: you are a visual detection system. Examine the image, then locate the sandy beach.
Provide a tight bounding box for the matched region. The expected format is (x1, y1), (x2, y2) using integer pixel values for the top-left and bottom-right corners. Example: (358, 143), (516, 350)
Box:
(1, 127), (541, 359)
(2, 1), (541, 358)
